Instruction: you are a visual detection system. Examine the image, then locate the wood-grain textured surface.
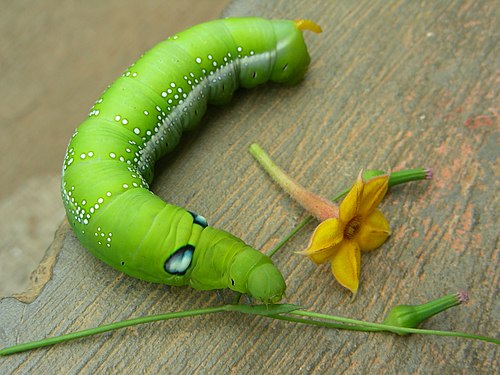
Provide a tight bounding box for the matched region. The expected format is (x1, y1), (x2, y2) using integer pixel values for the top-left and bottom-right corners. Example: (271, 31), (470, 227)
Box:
(1, 0), (498, 373)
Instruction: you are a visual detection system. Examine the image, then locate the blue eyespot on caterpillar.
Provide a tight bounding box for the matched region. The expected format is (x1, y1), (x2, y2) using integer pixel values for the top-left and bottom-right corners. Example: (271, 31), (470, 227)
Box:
(61, 17), (321, 303)
(188, 211), (208, 228)
(164, 245), (194, 275)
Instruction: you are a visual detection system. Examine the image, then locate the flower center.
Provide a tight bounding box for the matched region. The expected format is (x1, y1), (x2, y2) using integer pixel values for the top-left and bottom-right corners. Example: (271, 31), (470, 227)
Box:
(344, 217), (361, 239)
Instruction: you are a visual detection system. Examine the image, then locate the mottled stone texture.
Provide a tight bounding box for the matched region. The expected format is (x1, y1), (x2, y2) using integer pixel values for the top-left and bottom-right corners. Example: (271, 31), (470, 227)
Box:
(1, 0), (497, 373)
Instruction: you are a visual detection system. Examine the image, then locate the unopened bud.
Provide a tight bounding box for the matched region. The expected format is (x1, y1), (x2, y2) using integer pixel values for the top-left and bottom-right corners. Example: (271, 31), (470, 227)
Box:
(383, 291), (468, 335)
(362, 168), (432, 187)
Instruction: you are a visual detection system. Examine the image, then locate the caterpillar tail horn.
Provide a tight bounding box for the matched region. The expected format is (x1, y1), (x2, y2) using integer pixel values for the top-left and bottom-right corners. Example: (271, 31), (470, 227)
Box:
(294, 19), (323, 34)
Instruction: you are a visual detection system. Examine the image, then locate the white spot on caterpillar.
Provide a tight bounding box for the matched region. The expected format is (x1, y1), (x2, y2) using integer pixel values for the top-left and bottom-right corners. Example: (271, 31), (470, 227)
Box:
(144, 110), (149, 115)
(123, 184), (129, 188)
(134, 128), (140, 134)
(161, 92), (167, 97)
(106, 192), (112, 197)
(195, 57), (202, 64)
(115, 115), (121, 121)
(122, 119), (128, 125)
(110, 152), (116, 158)
(80, 153), (86, 159)
(97, 198), (104, 204)
(88, 151), (94, 157)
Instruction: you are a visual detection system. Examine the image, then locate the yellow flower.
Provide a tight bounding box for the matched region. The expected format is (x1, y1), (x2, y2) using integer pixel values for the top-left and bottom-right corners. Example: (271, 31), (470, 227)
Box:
(298, 172), (391, 296)
(250, 144), (431, 298)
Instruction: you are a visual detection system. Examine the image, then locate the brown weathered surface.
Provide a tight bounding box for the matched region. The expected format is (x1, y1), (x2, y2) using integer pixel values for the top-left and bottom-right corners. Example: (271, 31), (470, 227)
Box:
(1, 0), (498, 373)
(0, 0), (230, 297)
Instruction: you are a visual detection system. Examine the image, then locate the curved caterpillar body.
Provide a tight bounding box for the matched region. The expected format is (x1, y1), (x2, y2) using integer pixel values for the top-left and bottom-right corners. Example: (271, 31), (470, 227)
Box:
(61, 17), (318, 303)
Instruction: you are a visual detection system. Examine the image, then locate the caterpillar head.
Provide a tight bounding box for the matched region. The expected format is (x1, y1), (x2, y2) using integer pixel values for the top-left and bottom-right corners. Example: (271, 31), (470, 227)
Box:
(229, 247), (286, 304)
(189, 226), (286, 303)
(245, 263), (286, 304)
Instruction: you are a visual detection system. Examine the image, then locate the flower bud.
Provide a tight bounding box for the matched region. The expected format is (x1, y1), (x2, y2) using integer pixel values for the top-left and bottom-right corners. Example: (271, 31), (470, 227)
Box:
(388, 168), (433, 187)
(383, 291), (468, 335)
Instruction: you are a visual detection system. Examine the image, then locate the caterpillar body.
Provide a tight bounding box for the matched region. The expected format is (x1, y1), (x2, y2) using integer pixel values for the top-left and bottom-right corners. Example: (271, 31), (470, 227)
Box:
(61, 17), (320, 303)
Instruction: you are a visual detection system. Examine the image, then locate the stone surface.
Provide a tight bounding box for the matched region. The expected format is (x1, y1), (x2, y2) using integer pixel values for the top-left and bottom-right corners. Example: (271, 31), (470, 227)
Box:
(0, 0), (229, 296)
(1, 0), (498, 373)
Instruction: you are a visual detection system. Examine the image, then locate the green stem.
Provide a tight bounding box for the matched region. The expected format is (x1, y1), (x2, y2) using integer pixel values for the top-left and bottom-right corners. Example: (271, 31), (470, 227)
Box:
(0, 304), (298, 356)
(249, 143), (338, 221)
(0, 306), (226, 356)
(269, 313), (380, 332)
(285, 310), (500, 344)
(2, 303), (497, 356)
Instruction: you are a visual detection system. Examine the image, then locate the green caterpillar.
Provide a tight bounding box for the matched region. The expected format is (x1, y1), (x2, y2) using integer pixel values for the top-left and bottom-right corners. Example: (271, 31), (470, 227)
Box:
(61, 17), (320, 303)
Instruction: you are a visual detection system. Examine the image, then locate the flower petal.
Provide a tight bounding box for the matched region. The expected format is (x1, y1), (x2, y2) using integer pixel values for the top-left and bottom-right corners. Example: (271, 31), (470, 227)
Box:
(331, 240), (361, 295)
(298, 218), (343, 264)
(339, 173), (364, 223)
(356, 208), (391, 252)
(358, 174), (389, 217)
